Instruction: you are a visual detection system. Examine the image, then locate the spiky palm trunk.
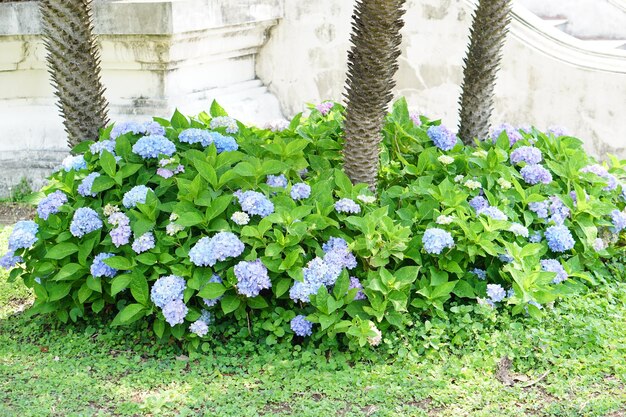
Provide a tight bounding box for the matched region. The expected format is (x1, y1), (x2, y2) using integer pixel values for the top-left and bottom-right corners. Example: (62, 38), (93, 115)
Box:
(342, 0), (406, 190)
(458, 0), (512, 144)
(40, 0), (109, 147)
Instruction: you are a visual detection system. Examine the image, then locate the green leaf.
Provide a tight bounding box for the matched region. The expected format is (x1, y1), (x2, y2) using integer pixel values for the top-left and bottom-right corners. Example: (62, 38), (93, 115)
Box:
(171, 109), (189, 129)
(453, 280), (475, 298)
(100, 150), (117, 177)
(131, 274), (150, 305)
(86, 275), (102, 293)
(210, 100), (229, 117)
(206, 195), (233, 223)
(45, 243), (79, 260)
(111, 274), (133, 296)
(274, 278), (291, 297)
(78, 284), (93, 303)
(103, 256), (133, 270)
(48, 283), (72, 301)
(91, 176), (116, 193)
(197, 283), (226, 299)
(247, 296), (269, 309)
(153, 319), (166, 338)
(221, 294), (241, 314)
(52, 263), (85, 281)
(177, 210), (204, 227)
(113, 303), (146, 326)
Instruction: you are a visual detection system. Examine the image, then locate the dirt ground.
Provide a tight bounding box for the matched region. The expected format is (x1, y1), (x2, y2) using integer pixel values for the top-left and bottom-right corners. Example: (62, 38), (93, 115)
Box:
(0, 203), (35, 226)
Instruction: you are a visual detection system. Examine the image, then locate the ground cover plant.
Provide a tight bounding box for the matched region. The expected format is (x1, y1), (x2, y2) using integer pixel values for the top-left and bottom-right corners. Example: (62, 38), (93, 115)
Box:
(2, 100), (626, 353)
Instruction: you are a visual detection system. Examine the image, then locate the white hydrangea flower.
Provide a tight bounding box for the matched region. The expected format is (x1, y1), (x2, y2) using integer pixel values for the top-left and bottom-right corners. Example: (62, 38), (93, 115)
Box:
(367, 322), (382, 347)
(437, 155), (454, 165)
(509, 223), (529, 237)
(357, 195), (376, 204)
(169, 213), (179, 222)
(103, 204), (119, 216)
(166, 223), (184, 236)
(473, 150), (488, 158)
(231, 211), (250, 225)
(436, 215), (455, 225)
(454, 175), (464, 183)
(464, 180), (482, 190)
(497, 178), (512, 190)
(593, 238), (607, 251)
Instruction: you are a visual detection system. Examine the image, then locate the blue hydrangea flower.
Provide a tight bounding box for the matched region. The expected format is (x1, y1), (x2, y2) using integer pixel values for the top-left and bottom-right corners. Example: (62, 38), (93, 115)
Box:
(486, 284), (506, 303)
(150, 275), (186, 308)
(37, 191), (67, 220)
(547, 197), (570, 225)
(471, 268), (486, 280)
(529, 231), (543, 243)
(422, 228), (454, 254)
(491, 123), (523, 147)
(132, 135), (176, 159)
(0, 251), (22, 269)
(210, 116), (238, 134)
(202, 275), (223, 308)
(178, 128), (213, 146)
(189, 232), (245, 267)
(144, 121), (166, 136)
(131, 232), (155, 254)
(509, 223), (529, 237)
(529, 201), (549, 219)
(335, 198), (361, 214)
(322, 237), (349, 253)
(593, 238), (607, 252)
(8, 220), (39, 251)
(122, 185), (150, 208)
(162, 299), (188, 326)
(545, 225), (575, 252)
(61, 155), (87, 172)
(234, 259), (271, 297)
(70, 208), (102, 238)
(90, 140), (116, 156)
(90, 253), (117, 278)
(189, 319), (209, 337)
(290, 183), (311, 200)
(427, 125), (457, 151)
(520, 164), (552, 185)
(290, 315), (313, 337)
(349, 277), (367, 300)
(540, 259), (568, 284)
(510, 146), (542, 165)
(469, 196), (489, 212)
(610, 209), (626, 233)
(235, 190), (274, 218)
(289, 280), (322, 303)
(108, 212), (131, 247)
(478, 206), (508, 221)
(498, 254), (514, 263)
(213, 134), (238, 152)
(267, 174), (288, 188)
(78, 172), (101, 197)
(580, 164), (617, 191)
(110, 121), (144, 139)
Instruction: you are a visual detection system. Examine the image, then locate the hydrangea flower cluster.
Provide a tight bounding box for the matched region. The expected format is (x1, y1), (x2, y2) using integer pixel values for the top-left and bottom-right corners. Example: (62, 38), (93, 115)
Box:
(37, 191), (67, 220)
(469, 196), (489, 212)
(610, 209), (626, 233)
(427, 125), (457, 151)
(580, 164), (617, 191)
(108, 211), (131, 247)
(78, 172), (101, 197)
(529, 231), (543, 243)
(150, 275), (188, 326)
(486, 284), (506, 303)
(189, 232), (244, 267)
(509, 223), (529, 237)
(263, 119), (290, 132)
(189, 319), (209, 337)
(545, 225), (575, 252)
(290, 183), (311, 200)
(510, 146), (542, 165)
(464, 179), (482, 190)
(316, 102), (333, 116)
(436, 215), (454, 225)
(438, 155), (454, 165)
(90, 253), (117, 278)
(234, 259), (271, 297)
(290, 315), (313, 337)
(89, 139), (116, 156)
(178, 128), (213, 146)
(132, 135), (176, 159)
(479, 206), (508, 221)
(529, 197), (570, 225)
(471, 268), (487, 280)
(70, 208), (102, 238)
(593, 238), (607, 251)
(1, 221), (38, 269)
(520, 164), (552, 185)
(231, 211), (250, 225)
(491, 123), (523, 147)
(235, 190), (274, 217)
(497, 178), (512, 189)
(0, 252), (22, 269)
(156, 158), (185, 179)
(110, 121), (165, 139)
(409, 111), (421, 126)
(422, 228), (454, 255)
(209, 116), (239, 134)
(348, 277), (367, 300)
(122, 185), (150, 208)
(213, 134), (238, 153)
(267, 174), (288, 188)
(540, 259), (568, 284)
(132, 232), (155, 254)
(335, 198), (361, 214)
(357, 194), (376, 204)
(202, 275), (224, 308)
(547, 126), (568, 137)
(61, 155), (87, 172)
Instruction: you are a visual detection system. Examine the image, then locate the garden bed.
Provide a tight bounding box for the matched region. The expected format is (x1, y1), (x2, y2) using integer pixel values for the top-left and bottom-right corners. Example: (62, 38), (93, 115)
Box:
(0, 202), (35, 225)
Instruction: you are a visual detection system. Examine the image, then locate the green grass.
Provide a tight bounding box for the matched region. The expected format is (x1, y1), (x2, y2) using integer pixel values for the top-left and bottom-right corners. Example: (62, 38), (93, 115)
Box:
(1, 226), (625, 416)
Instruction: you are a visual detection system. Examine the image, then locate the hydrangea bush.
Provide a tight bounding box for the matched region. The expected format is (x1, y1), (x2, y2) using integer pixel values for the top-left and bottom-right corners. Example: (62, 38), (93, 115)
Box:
(3, 99), (626, 351)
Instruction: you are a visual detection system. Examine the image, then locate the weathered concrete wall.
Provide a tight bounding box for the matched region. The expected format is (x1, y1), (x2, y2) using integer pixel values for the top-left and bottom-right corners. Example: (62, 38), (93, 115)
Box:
(257, 0), (626, 157)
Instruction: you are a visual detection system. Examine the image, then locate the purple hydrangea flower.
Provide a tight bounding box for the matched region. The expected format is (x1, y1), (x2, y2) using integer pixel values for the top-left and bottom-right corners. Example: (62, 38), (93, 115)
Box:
(422, 228), (454, 254)
(267, 174), (288, 188)
(37, 191), (67, 220)
(547, 197), (570, 225)
(202, 275), (223, 308)
(108, 212), (131, 247)
(540, 259), (568, 284)
(349, 277), (367, 300)
(316, 102), (333, 116)
(150, 275), (186, 308)
(131, 232), (155, 254)
(521, 164), (552, 185)
(486, 284), (506, 303)
(290, 183), (311, 200)
(70, 208), (102, 238)
(335, 198), (361, 214)
(427, 125), (457, 151)
(235, 190), (274, 218)
(546, 126), (568, 137)
(132, 135), (176, 159)
(189, 319), (209, 337)
(545, 225), (575, 252)
(122, 185), (150, 208)
(60, 155), (87, 172)
(409, 112), (421, 126)
(593, 238), (607, 252)
(510, 146), (542, 165)
(290, 315), (313, 337)
(78, 172), (101, 197)
(162, 299), (188, 326)
(189, 232), (245, 267)
(323, 237), (349, 253)
(610, 209), (626, 233)
(210, 116), (239, 134)
(529, 201), (549, 219)
(90, 140), (116, 156)
(580, 164), (618, 191)
(90, 253), (117, 278)
(491, 123), (523, 147)
(469, 196), (489, 212)
(234, 259), (271, 297)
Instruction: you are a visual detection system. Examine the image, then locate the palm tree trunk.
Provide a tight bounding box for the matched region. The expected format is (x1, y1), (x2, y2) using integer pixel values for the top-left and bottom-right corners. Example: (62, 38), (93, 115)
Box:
(458, 0), (512, 145)
(40, 0), (109, 148)
(342, 0), (406, 190)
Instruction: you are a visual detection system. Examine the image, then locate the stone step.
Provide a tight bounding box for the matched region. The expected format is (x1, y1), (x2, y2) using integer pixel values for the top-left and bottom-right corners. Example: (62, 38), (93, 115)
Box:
(581, 39), (626, 50)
